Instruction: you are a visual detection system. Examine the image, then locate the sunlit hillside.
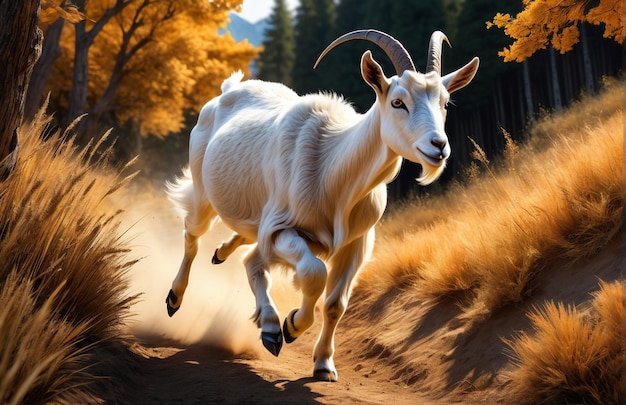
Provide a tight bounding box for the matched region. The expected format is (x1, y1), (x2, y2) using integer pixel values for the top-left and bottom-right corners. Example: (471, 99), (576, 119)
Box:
(344, 80), (624, 404)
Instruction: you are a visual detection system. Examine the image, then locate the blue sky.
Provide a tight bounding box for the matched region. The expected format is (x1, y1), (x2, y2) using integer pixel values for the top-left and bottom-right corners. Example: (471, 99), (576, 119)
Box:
(237, 0), (300, 23)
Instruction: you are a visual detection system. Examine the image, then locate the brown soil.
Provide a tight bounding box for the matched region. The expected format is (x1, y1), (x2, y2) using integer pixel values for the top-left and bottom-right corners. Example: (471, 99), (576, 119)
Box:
(104, 327), (431, 405)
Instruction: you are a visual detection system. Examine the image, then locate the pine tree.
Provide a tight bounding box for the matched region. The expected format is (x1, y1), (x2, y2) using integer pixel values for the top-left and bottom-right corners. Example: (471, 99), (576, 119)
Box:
(388, 0), (447, 72)
(451, 0), (521, 108)
(291, 0), (336, 94)
(257, 0), (295, 85)
(361, 0), (397, 77)
(364, 0), (393, 33)
(321, 0), (371, 111)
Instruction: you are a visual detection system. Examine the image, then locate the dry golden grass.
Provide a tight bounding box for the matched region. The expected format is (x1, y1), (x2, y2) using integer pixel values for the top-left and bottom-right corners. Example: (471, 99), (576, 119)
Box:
(504, 280), (625, 404)
(361, 81), (624, 318)
(0, 110), (138, 403)
(0, 275), (89, 405)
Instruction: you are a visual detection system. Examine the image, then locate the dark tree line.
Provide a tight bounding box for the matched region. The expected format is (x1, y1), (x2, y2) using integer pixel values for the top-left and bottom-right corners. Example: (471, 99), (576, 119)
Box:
(258, 0), (623, 200)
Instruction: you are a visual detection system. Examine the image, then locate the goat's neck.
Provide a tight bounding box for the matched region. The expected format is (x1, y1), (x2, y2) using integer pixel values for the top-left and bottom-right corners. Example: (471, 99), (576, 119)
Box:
(318, 104), (401, 252)
(287, 103), (401, 252)
(324, 104), (402, 203)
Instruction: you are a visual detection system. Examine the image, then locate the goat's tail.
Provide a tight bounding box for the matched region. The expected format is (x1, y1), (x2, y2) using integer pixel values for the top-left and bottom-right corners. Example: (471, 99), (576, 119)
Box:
(166, 167), (195, 219)
(221, 71), (244, 94)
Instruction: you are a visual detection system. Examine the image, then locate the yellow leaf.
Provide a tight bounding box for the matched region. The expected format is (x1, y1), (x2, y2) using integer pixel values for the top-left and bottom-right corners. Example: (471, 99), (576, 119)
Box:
(40, 0), (85, 24)
(491, 0), (622, 62)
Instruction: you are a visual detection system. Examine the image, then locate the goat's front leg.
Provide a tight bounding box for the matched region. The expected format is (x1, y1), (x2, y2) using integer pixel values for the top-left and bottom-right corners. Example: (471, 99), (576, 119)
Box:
(273, 229), (327, 344)
(244, 247), (283, 356)
(167, 201), (216, 317)
(167, 231), (198, 316)
(313, 231), (372, 382)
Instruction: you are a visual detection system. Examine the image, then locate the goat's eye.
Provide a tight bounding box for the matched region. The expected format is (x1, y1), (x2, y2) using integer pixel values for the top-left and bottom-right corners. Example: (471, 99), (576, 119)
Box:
(391, 99), (406, 110)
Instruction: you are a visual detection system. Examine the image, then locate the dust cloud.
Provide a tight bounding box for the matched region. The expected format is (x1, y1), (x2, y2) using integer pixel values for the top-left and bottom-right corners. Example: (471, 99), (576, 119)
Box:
(117, 185), (300, 355)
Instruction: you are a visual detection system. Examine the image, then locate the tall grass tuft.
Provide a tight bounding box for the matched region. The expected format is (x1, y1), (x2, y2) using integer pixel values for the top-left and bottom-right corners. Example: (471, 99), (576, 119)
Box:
(504, 281), (625, 404)
(0, 109), (139, 403)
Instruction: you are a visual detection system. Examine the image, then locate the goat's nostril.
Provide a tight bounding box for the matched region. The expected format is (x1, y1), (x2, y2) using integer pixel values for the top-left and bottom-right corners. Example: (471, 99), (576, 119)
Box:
(431, 139), (446, 151)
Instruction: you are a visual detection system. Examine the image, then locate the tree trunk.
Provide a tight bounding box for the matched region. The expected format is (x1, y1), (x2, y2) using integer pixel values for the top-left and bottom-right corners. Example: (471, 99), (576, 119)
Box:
(522, 60), (533, 119)
(76, 14), (151, 145)
(67, 18), (90, 129)
(0, 0), (42, 180)
(25, 17), (65, 119)
(579, 23), (595, 94)
(64, 0), (132, 143)
(493, 76), (503, 130)
(548, 45), (562, 111)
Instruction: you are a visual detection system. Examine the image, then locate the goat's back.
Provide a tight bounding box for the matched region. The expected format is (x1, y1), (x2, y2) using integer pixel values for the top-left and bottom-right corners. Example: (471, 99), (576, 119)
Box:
(189, 74), (363, 246)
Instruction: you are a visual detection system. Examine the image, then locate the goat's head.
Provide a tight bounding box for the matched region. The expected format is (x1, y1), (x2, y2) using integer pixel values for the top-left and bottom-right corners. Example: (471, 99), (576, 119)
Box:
(315, 30), (479, 184)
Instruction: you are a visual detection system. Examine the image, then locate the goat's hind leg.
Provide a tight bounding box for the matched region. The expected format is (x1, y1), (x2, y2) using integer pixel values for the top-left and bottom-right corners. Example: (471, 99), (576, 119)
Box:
(273, 229), (327, 345)
(166, 201), (217, 317)
(244, 247), (283, 356)
(212, 233), (252, 264)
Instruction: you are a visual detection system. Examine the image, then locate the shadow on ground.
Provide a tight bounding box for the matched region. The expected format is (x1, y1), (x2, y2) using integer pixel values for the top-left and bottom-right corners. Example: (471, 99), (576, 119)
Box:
(91, 336), (324, 405)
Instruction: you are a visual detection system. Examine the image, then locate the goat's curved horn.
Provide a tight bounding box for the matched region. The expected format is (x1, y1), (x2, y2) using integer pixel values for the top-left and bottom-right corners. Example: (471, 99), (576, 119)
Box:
(426, 31), (451, 75)
(314, 29), (415, 76)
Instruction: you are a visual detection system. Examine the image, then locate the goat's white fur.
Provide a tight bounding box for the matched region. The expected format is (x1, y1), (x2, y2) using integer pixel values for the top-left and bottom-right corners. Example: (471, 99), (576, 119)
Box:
(166, 44), (478, 381)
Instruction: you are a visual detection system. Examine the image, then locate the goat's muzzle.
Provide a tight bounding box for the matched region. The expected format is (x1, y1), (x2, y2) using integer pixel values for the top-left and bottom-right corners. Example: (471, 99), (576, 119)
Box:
(415, 132), (450, 166)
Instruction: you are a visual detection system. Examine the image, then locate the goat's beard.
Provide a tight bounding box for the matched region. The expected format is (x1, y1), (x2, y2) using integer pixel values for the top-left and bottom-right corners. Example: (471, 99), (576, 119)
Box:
(416, 160), (447, 185)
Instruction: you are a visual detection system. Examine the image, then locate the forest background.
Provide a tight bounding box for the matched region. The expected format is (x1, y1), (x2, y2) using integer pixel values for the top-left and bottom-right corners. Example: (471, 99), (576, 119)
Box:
(26, 0), (623, 200)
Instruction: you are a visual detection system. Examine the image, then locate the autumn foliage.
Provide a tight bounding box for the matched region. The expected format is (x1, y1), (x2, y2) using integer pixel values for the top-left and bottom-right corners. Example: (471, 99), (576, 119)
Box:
(489, 0), (624, 61)
(43, 0), (259, 138)
(40, 0), (85, 23)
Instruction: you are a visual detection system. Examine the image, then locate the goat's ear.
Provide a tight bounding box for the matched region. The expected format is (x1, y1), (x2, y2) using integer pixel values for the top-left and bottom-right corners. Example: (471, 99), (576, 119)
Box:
(361, 50), (389, 96)
(442, 57), (479, 94)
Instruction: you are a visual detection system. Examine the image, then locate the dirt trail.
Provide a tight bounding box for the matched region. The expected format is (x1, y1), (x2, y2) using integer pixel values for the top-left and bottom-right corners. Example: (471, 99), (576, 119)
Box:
(117, 325), (430, 405)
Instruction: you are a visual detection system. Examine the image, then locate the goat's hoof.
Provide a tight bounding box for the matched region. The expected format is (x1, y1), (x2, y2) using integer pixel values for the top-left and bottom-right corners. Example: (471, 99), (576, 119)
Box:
(313, 368), (338, 382)
(211, 249), (224, 265)
(261, 331), (283, 357)
(166, 289), (179, 317)
(282, 309), (298, 344)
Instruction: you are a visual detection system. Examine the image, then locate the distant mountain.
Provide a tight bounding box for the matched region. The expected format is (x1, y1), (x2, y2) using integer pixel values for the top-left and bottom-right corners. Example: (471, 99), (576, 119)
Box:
(219, 13), (269, 76)
(221, 12), (268, 47)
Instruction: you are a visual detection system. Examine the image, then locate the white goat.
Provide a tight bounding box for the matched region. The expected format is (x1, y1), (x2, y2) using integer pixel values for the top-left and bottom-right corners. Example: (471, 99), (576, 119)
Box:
(166, 30), (479, 382)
